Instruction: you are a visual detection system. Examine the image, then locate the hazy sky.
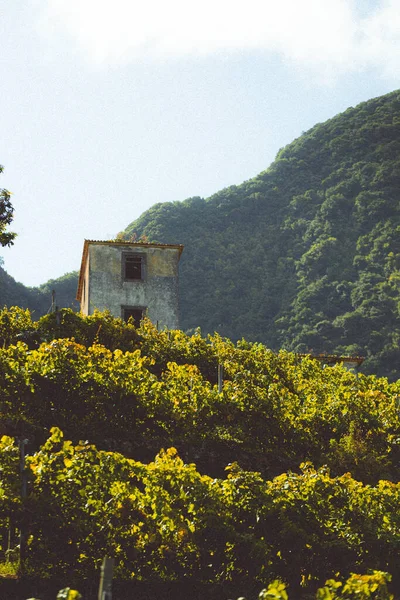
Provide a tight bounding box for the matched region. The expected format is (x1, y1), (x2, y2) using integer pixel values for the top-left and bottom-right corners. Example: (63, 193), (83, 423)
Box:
(1, 0), (399, 286)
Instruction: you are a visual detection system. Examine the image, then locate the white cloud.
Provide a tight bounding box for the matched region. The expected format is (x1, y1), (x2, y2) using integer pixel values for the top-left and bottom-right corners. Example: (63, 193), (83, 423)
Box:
(360, 0), (400, 78)
(38, 0), (400, 79)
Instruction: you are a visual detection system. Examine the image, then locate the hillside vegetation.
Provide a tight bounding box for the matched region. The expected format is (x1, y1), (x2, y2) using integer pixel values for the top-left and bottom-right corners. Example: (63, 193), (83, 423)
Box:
(2, 90), (400, 379)
(0, 309), (400, 598)
(0, 266), (79, 316)
(123, 90), (400, 379)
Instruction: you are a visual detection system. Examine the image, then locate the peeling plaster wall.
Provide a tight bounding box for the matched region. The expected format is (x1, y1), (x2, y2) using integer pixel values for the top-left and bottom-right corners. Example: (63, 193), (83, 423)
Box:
(81, 255), (90, 315)
(84, 243), (181, 329)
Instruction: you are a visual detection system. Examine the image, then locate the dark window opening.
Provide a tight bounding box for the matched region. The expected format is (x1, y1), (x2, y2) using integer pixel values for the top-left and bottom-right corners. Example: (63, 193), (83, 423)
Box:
(123, 307), (144, 326)
(123, 254), (144, 281)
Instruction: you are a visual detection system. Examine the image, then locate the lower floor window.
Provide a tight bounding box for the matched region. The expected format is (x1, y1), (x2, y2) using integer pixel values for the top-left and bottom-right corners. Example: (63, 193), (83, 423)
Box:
(122, 306), (145, 326)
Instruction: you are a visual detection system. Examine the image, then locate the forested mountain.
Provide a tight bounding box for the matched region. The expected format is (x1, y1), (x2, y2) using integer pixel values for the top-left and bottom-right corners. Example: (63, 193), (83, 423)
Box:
(0, 265), (79, 317)
(3, 89), (400, 378)
(123, 90), (400, 379)
(0, 262), (37, 310)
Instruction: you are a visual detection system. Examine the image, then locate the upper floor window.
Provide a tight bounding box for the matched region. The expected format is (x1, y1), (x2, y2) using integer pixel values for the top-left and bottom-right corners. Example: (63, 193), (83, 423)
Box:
(123, 253), (145, 281)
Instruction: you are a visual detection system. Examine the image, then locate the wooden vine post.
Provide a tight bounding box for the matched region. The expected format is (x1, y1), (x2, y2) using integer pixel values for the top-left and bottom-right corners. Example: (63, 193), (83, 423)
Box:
(98, 557), (114, 600)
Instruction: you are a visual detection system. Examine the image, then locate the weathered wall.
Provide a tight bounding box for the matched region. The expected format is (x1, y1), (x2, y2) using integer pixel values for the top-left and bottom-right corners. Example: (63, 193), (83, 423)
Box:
(81, 254), (90, 315)
(85, 244), (181, 329)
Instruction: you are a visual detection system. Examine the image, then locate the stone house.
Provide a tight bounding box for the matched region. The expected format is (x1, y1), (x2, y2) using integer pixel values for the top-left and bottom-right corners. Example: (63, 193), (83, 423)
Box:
(76, 240), (183, 329)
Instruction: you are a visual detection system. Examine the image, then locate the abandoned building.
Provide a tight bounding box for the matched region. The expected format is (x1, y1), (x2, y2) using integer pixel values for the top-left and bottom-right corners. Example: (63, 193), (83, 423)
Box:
(76, 239), (184, 328)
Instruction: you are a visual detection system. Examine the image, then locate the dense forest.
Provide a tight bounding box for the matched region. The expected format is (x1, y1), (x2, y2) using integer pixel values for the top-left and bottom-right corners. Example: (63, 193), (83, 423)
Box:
(122, 89), (400, 380)
(2, 90), (400, 379)
(0, 308), (399, 599)
(0, 92), (400, 379)
(0, 266), (79, 316)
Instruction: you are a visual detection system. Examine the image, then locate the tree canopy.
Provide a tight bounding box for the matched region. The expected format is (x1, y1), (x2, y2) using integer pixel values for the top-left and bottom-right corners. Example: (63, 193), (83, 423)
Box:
(0, 165), (16, 248)
(122, 90), (400, 379)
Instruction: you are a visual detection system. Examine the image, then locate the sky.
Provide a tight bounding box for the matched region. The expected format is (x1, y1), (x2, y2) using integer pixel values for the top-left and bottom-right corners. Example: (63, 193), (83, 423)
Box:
(0, 0), (399, 287)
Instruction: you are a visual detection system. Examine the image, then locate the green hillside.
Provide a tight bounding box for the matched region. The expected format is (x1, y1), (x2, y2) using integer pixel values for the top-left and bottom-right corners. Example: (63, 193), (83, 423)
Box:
(0, 262), (38, 310)
(123, 90), (400, 379)
(3, 89), (400, 379)
(0, 265), (79, 317)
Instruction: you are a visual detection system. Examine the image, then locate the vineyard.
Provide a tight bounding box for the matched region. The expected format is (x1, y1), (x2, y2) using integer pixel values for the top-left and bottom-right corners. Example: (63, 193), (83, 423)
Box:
(0, 307), (399, 599)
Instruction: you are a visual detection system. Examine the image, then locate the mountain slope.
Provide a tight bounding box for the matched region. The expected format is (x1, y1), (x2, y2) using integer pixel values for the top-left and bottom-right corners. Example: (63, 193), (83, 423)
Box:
(0, 266), (79, 317)
(123, 90), (400, 378)
(2, 90), (400, 378)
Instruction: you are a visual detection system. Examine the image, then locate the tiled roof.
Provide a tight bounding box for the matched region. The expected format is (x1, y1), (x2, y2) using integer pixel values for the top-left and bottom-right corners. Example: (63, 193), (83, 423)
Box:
(298, 353), (364, 366)
(84, 239), (184, 252)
